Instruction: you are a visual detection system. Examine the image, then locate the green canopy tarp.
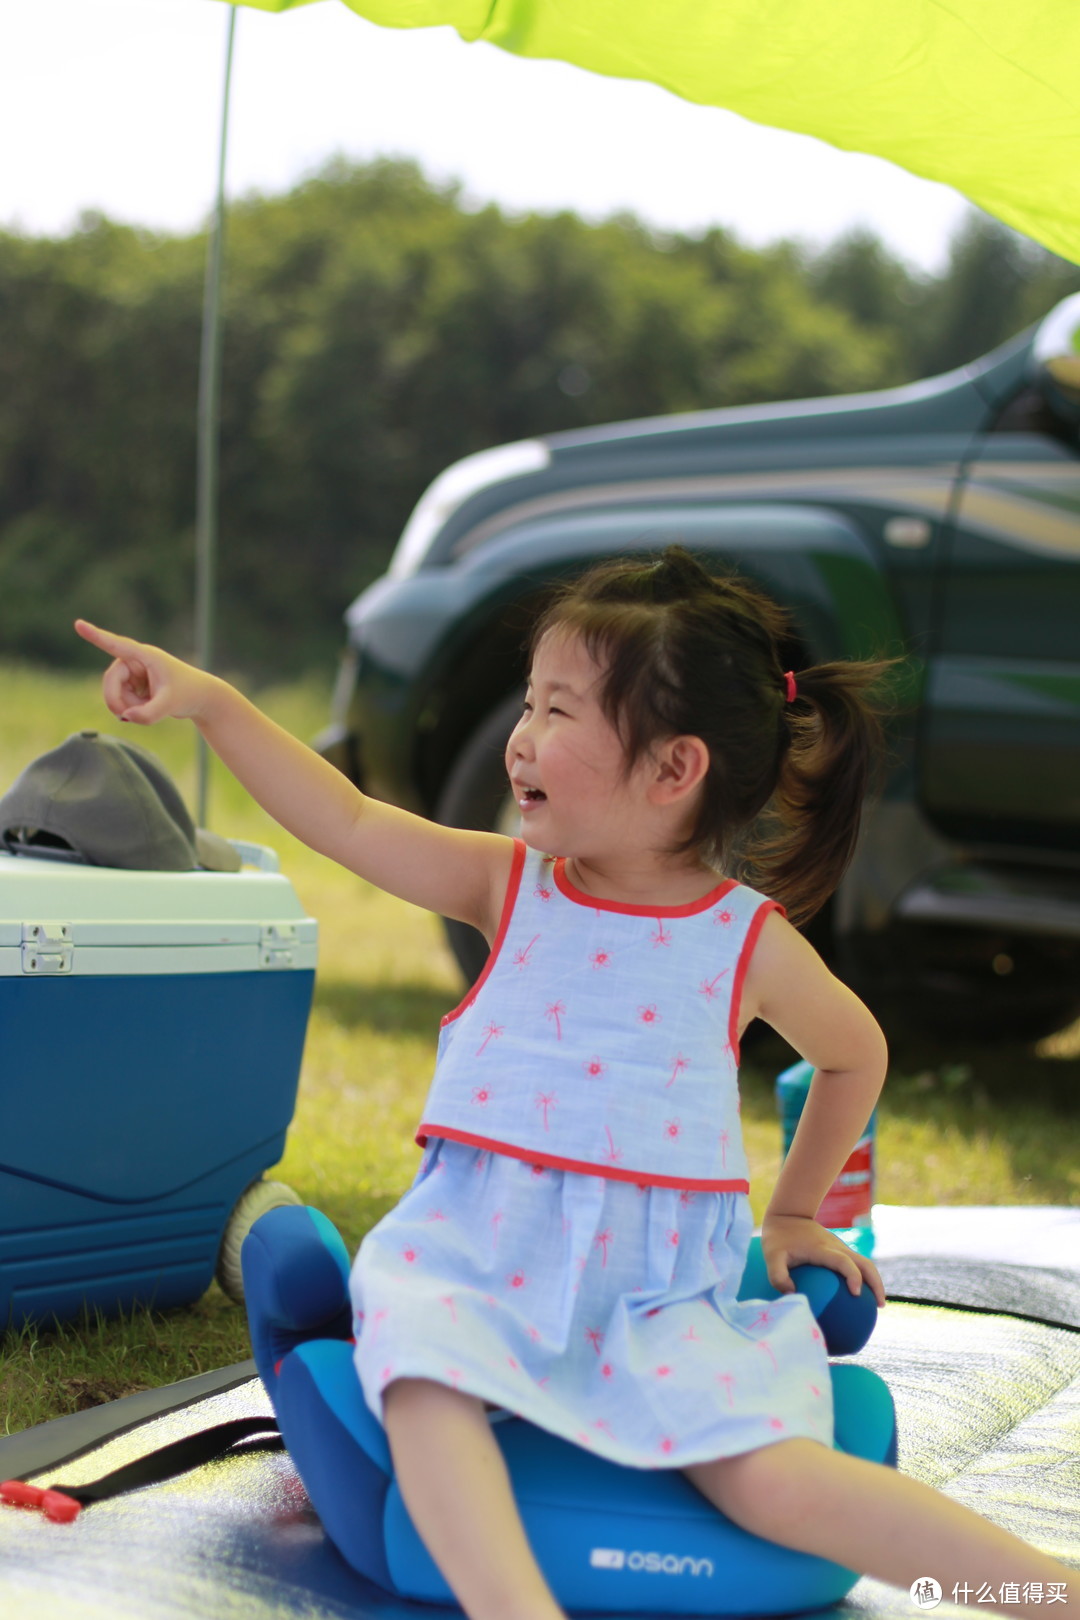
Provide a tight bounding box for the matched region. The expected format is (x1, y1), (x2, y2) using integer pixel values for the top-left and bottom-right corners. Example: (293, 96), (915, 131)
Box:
(199, 0), (1080, 266)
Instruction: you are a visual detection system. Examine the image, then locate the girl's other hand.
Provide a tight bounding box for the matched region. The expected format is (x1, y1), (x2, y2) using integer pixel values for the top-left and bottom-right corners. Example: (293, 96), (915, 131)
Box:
(761, 1212), (886, 1307)
(74, 621), (214, 726)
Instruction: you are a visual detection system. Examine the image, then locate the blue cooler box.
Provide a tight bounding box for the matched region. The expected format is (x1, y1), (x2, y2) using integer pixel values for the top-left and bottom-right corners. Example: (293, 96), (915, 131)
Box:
(0, 844), (317, 1327)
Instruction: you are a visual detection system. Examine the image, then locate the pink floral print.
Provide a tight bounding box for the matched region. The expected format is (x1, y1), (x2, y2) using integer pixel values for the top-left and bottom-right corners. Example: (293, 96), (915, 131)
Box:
(534, 1091), (557, 1129)
(666, 1054), (689, 1087)
(698, 969), (730, 1001)
(716, 1372), (737, 1406)
(475, 1022), (503, 1056)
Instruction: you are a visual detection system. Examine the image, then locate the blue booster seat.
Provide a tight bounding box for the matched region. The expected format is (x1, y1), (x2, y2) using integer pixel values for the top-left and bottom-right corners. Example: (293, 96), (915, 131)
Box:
(243, 1206), (896, 1615)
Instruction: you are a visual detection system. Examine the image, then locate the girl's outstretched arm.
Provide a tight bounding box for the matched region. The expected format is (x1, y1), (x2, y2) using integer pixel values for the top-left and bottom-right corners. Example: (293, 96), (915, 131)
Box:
(741, 910), (888, 1303)
(73, 621), (513, 937)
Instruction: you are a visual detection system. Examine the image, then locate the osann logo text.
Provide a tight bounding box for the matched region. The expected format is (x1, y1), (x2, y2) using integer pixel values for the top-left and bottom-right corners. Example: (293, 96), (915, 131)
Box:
(589, 1548), (715, 1577)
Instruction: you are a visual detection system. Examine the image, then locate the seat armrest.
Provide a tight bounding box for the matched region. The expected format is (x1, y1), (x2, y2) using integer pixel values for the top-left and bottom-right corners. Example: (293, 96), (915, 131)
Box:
(738, 1236), (878, 1354)
(242, 1206), (353, 1392)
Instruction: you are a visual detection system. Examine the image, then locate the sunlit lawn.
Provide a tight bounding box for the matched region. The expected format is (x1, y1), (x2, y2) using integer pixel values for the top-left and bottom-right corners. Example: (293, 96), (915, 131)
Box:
(1, 664), (1078, 1433)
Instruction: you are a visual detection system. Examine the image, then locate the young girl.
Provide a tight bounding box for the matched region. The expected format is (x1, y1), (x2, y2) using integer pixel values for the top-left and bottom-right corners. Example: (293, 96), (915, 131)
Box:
(76, 549), (1068, 1620)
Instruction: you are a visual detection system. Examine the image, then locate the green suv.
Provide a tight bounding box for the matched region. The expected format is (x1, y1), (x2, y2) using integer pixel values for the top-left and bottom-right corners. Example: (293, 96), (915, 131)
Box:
(318, 294), (1080, 1038)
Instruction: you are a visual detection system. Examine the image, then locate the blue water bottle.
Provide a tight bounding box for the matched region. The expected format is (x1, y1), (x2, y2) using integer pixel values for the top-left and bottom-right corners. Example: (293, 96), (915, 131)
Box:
(775, 1059), (875, 1256)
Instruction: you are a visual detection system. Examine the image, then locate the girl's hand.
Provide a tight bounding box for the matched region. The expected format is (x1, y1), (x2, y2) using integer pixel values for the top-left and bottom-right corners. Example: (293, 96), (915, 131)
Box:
(761, 1213), (886, 1307)
(74, 621), (216, 726)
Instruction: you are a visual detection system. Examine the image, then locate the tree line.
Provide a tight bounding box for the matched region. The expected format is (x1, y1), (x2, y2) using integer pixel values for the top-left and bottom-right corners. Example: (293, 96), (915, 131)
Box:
(1, 158), (1076, 676)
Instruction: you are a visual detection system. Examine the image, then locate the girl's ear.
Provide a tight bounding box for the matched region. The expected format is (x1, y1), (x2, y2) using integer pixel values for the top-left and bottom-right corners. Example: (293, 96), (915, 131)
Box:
(648, 735), (710, 805)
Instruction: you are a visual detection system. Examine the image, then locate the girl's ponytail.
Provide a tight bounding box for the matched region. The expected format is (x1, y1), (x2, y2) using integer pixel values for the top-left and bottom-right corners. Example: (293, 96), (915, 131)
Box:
(744, 658), (892, 927)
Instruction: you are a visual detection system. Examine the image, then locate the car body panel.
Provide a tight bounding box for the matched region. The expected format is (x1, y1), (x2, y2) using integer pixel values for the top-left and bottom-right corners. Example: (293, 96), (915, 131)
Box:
(920, 444), (1080, 843)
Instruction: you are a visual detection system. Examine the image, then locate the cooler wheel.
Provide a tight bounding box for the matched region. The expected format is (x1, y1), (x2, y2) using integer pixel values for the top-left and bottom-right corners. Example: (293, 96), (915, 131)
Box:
(217, 1179), (304, 1303)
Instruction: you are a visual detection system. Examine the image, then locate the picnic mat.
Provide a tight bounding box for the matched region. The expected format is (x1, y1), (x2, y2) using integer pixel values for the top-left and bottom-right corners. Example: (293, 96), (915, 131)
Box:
(1, 1205), (1077, 1620)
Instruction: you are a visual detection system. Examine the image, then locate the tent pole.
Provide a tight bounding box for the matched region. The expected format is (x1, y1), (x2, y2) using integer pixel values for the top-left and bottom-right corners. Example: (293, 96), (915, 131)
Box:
(195, 3), (238, 828)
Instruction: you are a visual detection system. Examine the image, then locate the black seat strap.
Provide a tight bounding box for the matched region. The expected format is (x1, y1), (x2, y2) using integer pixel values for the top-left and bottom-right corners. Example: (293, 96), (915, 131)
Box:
(52, 1416), (284, 1505)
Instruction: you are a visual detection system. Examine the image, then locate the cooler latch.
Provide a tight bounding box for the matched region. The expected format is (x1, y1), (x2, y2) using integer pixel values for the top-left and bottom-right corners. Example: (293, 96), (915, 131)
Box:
(259, 922), (297, 968)
(21, 922), (74, 974)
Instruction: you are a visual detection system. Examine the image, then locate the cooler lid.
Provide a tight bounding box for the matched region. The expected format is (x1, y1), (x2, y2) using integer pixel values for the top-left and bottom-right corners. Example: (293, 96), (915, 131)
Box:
(0, 849), (317, 966)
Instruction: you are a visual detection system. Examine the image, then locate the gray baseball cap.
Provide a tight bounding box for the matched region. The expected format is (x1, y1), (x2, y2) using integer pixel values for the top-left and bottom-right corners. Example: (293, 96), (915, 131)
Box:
(0, 730), (241, 872)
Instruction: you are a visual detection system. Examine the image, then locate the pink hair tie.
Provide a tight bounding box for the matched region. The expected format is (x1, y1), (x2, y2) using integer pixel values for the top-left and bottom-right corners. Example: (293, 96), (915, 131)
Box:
(783, 670), (798, 703)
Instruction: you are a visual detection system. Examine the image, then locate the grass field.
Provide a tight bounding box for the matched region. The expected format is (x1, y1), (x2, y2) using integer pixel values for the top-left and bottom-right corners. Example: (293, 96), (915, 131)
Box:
(1, 664), (1078, 1435)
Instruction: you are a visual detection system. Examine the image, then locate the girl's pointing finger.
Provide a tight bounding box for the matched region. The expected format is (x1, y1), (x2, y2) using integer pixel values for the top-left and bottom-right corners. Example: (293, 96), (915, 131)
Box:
(74, 620), (144, 661)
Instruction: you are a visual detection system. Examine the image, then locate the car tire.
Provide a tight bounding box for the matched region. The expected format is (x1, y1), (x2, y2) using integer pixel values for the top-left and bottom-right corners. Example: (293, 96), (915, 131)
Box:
(434, 689), (525, 985)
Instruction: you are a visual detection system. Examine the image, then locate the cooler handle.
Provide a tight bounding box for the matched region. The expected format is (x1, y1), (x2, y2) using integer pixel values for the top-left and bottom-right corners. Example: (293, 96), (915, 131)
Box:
(227, 840), (281, 873)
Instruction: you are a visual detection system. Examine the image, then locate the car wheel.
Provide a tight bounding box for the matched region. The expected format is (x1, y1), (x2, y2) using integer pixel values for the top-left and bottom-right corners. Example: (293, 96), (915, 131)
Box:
(435, 689), (524, 984)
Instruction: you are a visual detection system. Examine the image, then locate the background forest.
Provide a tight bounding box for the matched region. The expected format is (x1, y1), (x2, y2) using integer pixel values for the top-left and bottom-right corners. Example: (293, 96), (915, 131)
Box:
(2, 157), (1078, 678)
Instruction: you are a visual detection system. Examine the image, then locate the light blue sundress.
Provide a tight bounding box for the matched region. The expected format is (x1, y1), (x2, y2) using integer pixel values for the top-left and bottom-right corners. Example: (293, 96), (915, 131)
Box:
(349, 843), (833, 1468)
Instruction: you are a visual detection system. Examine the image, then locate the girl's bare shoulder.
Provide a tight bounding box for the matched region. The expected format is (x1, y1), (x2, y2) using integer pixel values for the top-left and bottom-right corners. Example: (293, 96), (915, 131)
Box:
(744, 909), (887, 1070)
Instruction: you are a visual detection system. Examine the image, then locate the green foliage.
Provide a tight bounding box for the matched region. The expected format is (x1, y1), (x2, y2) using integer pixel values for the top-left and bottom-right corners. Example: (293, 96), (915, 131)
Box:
(904, 213), (1080, 376)
(1, 163), (1077, 677)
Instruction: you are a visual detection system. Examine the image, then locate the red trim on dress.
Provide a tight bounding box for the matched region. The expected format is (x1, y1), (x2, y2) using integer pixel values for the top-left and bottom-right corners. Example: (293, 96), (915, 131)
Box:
(728, 899), (785, 1062)
(414, 1123), (750, 1193)
(553, 860), (737, 918)
(440, 839), (527, 1028)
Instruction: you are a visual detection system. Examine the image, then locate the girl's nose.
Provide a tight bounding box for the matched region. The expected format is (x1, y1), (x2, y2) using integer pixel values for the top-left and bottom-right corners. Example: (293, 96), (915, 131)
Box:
(507, 712), (534, 761)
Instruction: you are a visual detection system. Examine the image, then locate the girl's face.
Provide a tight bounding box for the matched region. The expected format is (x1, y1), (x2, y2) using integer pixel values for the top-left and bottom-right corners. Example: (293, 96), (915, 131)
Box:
(505, 631), (651, 859)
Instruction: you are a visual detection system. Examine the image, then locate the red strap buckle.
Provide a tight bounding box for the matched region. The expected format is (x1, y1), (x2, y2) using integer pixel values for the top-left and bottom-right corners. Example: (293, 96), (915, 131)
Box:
(1, 1479), (82, 1523)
